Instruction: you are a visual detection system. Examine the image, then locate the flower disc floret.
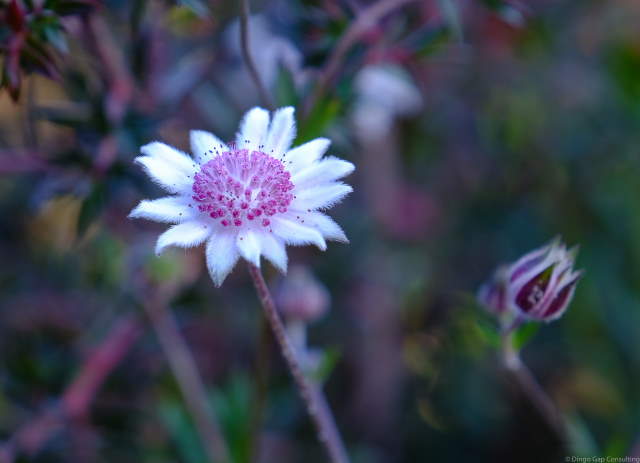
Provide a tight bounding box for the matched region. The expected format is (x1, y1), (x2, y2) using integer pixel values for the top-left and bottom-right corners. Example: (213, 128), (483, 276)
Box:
(192, 149), (295, 229)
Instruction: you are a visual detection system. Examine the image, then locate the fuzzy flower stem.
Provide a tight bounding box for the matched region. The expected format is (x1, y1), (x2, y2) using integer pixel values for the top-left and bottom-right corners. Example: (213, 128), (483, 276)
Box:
(143, 299), (231, 463)
(500, 332), (567, 442)
(248, 317), (272, 463)
(248, 264), (350, 463)
(500, 314), (524, 336)
(239, 0), (275, 111)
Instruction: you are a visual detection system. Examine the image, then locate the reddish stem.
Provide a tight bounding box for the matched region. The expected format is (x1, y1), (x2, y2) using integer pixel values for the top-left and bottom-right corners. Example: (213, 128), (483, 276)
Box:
(302, 0), (418, 117)
(0, 316), (142, 463)
(247, 264), (349, 463)
(63, 317), (142, 419)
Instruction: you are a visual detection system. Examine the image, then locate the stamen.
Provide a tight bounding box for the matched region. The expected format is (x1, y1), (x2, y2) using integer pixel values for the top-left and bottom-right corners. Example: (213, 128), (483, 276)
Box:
(192, 148), (294, 229)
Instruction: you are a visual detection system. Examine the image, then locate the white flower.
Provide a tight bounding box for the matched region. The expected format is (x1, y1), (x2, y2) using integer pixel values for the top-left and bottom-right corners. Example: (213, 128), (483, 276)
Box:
(129, 107), (354, 286)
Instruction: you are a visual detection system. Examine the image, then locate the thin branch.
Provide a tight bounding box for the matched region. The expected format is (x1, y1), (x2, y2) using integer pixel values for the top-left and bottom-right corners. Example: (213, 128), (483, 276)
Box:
(62, 317), (142, 419)
(143, 298), (231, 463)
(247, 264), (349, 463)
(0, 151), (55, 174)
(501, 333), (567, 443)
(239, 0), (275, 111)
(82, 15), (134, 124)
(301, 0), (417, 118)
(0, 316), (142, 463)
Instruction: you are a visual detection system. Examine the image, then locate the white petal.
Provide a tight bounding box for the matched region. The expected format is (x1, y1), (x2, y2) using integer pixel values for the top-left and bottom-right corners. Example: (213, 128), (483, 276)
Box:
(134, 156), (194, 194)
(283, 138), (331, 175)
(237, 107), (270, 151)
(292, 183), (353, 211)
(264, 107), (296, 157)
(129, 196), (195, 223)
(206, 232), (240, 287)
(141, 142), (197, 173)
(155, 221), (211, 255)
(256, 232), (287, 273)
(302, 211), (348, 242)
(291, 156), (355, 188)
(271, 217), (326, 251)
(236, 230), (261, 267)
(190, 130), (229, 164)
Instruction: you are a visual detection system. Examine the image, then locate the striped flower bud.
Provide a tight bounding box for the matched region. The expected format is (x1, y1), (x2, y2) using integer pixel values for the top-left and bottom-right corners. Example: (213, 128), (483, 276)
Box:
(507, 238), (582, 322)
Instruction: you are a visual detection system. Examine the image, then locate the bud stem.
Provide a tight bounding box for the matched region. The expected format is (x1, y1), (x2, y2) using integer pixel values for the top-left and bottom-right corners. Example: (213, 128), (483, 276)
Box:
(247, 264), (350, 463)
(500, 332), (568, 443)
(500, 314), (524, 336)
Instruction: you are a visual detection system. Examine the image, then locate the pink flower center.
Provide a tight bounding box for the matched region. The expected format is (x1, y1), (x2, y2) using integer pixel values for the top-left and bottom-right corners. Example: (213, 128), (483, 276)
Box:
(191, 149), (295, 228)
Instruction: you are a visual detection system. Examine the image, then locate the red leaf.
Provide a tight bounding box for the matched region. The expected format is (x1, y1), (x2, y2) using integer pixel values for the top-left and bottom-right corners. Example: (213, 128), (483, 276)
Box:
(7, 0), (26, 32)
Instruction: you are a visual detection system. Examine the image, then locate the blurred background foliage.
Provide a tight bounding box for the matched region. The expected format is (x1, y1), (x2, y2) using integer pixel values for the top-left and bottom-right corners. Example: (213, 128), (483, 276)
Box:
(1, 0), (640, 462)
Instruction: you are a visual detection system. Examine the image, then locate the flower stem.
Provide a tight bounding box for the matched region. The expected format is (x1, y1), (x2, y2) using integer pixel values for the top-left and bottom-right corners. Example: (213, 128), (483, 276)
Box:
(500, 332), (567, 442)
(143, 299), (231, 463)
(248, 316), (272, 463)
(500, 314), (524, 337)
(239, 0), (275, 111)
(247, 264), (350, 463)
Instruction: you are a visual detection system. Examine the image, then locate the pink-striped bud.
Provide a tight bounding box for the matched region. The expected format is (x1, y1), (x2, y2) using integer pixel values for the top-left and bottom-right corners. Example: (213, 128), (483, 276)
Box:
(507, 238), (582, 322)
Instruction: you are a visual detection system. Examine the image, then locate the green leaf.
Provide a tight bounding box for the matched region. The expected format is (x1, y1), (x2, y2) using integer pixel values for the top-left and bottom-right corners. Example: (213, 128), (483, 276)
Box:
(2, 58), (22, 101)
(296, 98), (341, 144)
(33, 104), (92, 127)
(456, 292), (502, 349)
(158, 400), (207, 463)
(603, 432), (629, 458)
(412, 26), (451, 58)
(512, 321), (540, 350)
(177, 0), (208, 18)
(84, 233), (125, 288)
(608, 42), (640, 104)
(479, 0), (506, 9)
(77, 182), (107, 238)
(211, 374), (252, 463)
(567, 413), (600, 456)
(474, 316), (502, 349)
(274, 66), (298, 107)
(437, 0), (463, 42)
(145, 252), (183, 284)
(44, 25), (68, 53)
(310, 347), (341, 384)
